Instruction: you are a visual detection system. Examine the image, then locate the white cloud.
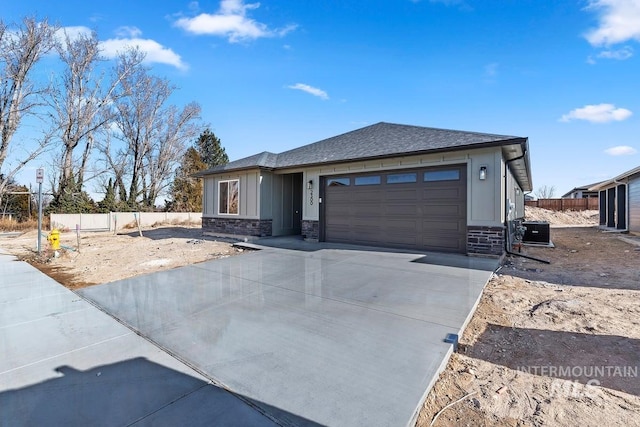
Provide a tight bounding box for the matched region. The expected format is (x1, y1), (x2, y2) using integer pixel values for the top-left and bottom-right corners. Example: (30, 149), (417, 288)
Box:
(585, 0), (640, 46)
(54, 26), (187, 70)
(560, 103), (632, 123)
(604, 145), (637, 155)
(287, 83), (329, 100)
(100, 27), (187, 70)
(56, 26), (92, 43)
(597, 45), (634, 59)
(174, 0), (297, 43)
(114, 26), (142, 38)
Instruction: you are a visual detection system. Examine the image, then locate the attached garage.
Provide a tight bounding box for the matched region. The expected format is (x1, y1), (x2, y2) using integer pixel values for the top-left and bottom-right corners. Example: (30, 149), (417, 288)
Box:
(322, 165), (467, 253)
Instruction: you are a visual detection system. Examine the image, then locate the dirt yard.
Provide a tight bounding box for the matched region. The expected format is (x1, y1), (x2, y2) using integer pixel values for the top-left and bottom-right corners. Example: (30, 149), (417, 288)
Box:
(2, 209), (640, 426)
(417, 211), (640, 427)
(0, 226), (240, 289)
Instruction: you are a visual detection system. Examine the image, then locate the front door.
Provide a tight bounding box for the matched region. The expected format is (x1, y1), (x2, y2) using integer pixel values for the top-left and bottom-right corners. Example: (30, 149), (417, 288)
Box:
(281, 173), (303, 235)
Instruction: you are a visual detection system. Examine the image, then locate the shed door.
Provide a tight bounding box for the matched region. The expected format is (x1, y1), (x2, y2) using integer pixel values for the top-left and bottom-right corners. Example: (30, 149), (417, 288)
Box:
(629, 177), (640, 233)
(322, 165), (467, 253)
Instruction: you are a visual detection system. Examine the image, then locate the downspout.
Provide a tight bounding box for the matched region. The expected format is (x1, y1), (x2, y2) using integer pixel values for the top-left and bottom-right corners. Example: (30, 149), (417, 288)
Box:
(504, 148), (550, 264)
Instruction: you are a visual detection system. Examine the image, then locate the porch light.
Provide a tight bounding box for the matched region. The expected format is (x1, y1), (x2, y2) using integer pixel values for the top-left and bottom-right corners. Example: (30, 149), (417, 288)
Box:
(479, 166), (487, 180)
(307, 180), (313, 189)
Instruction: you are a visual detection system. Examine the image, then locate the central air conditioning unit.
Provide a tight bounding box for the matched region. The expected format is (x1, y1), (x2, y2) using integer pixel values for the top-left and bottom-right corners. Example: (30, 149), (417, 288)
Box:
(522, 221), (550, 244)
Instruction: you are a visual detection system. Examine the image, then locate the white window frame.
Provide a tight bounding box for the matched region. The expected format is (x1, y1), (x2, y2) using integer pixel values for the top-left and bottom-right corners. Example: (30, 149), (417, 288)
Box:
(218, 179), (240, 215)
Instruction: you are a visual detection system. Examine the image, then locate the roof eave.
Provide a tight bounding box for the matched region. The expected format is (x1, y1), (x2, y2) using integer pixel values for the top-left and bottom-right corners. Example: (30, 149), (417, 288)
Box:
(194, 165), (275, 177)
(502, 139), (532, 192)
(275, 137), (529, 171)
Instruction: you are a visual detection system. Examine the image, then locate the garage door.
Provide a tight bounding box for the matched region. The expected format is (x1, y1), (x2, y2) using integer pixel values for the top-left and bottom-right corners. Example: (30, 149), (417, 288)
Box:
(322, 165), (467, 253)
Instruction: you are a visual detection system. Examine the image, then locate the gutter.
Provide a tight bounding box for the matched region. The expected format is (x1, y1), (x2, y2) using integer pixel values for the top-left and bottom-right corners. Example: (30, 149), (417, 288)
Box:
(504, 146), (550, 264)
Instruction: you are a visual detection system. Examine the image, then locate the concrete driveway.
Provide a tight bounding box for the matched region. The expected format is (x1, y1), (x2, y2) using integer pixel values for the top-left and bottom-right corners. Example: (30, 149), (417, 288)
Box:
(79, 239), (498, 426)
(0, 248), (279, 426)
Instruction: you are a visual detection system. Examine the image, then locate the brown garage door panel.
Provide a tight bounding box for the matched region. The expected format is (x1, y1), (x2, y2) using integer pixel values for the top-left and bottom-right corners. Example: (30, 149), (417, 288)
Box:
(386, 189), (419, 201)
(353, 191), (385, 201)
(323, 165), (467, 253)
(423, 220), (464, 232)
(384, 205), (420, 216)
(421, 204), (464, 216)
(385, 219), (419, 232)
(422, 188), (464, 199)
(351, 206), (385, 216)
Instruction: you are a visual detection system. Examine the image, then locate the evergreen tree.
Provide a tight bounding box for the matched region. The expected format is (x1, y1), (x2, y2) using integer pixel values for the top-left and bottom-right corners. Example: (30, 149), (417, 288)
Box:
(1, 183), (31, 221)
(97, 178), (121, 212)
(167, 130), (229, 212)
(168, 148), (207, 212)
(196, 129), (229, 168)
(47, 175), (97, 214)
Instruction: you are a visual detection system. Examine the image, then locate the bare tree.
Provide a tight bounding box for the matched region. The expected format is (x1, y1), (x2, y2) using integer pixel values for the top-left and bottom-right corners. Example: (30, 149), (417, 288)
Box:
(142, 102), (201, 207)
(107, 64), (202, 208)
(47, 31), (143, 202)
(0, 17), (57, 201)
(535, 185), (556, 199)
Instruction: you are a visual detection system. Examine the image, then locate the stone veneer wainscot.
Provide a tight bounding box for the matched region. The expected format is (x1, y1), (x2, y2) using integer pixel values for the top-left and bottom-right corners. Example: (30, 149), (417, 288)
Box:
(467, 225), (505, 256)
(202, 217), (273, 237)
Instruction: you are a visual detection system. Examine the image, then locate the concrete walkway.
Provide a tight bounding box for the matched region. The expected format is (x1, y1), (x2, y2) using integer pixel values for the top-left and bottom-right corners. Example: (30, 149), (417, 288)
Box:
(79, 240), (498, 426)
(0, 248), (280, 426)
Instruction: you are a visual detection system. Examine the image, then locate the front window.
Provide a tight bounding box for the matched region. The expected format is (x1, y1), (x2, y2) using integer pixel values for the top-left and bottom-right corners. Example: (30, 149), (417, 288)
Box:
(218, 180), (239, 215)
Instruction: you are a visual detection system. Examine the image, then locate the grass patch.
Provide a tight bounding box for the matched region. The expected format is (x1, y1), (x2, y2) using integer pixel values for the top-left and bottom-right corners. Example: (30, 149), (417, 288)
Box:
(0, 218), (50, 232)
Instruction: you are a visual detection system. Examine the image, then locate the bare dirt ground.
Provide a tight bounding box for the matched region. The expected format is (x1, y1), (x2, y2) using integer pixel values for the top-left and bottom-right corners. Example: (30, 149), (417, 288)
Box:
(0, 225), (240, 289)
(2, 210), (640, 426)
(417, 210), (640, 427)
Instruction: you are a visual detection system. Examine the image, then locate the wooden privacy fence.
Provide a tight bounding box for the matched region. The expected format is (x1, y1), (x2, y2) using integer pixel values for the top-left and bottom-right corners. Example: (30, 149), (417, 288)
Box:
(525, 198), (599, 211)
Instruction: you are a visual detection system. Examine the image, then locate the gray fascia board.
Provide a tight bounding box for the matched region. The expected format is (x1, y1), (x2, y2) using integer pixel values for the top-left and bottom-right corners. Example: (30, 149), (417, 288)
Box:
(195, 166), (274, 177)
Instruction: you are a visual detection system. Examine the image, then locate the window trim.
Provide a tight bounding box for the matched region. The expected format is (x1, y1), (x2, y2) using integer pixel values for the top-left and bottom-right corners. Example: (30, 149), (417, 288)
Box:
(218, 179), (240, 215)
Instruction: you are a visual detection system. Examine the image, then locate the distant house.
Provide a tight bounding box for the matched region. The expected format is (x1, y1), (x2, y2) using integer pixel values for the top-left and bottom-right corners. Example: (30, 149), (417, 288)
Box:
(591, 166), (640, 232)
(197, 122), (533, 256)
(561, 182), (603, 199)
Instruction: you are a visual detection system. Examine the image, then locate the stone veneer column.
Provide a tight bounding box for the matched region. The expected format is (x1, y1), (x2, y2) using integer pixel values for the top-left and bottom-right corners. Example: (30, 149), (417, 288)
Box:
(467, 226), (505, 257)
(301, 220), (319, 241)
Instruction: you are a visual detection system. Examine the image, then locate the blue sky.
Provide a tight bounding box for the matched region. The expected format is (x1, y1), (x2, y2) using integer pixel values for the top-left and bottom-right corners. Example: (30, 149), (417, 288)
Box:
(3, 0), (639, 196)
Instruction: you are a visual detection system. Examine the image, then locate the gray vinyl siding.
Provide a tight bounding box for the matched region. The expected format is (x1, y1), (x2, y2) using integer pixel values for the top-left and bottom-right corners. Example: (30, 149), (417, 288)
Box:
(259, 172), (273, 219)
(629, 175), (640, 233)
(202, 170), (261, 218)
(506, 166), (524, 220)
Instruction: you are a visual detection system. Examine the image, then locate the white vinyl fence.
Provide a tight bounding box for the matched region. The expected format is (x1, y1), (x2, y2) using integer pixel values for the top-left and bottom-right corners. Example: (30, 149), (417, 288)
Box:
(50, 212), (202, 232)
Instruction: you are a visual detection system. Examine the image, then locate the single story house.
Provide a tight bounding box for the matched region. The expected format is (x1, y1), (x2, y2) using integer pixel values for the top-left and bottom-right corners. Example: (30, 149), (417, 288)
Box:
(590, 165), (640, 233)
(197, 122), (532, 256)
(561, 182), (603, 199)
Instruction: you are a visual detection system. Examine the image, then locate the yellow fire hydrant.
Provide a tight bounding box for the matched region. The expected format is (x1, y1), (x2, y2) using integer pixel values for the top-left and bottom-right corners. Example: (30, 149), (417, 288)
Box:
(48, 229), (61, 251)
